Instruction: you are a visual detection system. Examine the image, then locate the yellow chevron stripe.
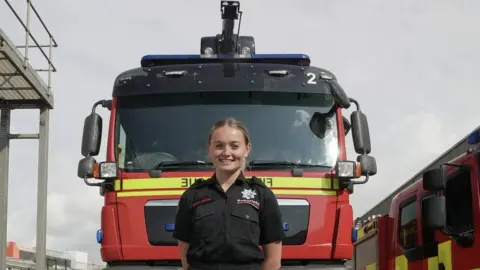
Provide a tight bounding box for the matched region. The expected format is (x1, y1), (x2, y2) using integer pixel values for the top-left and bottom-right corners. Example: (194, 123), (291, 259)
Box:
(438, 240), (452, 270)
(395, 255), (408, 270)
(117, 188), (337, 198)
(114, 176), (339, 191)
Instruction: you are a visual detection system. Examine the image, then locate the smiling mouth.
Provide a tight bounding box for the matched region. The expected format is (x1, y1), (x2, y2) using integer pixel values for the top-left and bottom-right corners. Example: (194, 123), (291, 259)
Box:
(218, 159), (235, 164)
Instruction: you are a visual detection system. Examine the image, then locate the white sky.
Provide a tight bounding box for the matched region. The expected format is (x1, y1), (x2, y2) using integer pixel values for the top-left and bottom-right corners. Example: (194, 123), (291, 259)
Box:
(1, 0), (480, 264)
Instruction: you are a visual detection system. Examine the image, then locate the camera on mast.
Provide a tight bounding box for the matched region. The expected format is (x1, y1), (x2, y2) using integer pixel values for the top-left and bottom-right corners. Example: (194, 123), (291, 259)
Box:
(201, 1), (255, 56)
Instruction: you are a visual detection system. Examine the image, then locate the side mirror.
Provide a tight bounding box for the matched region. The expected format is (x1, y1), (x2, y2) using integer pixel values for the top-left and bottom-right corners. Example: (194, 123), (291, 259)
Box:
(78, 156), (96, 179)
(422, 195), (446, 230)
(350, 110), (371, 155)
(342, 116), (351, 136)
(357, 154), (377, 176)
(423, 168), (446, 191)
(81, 113), (103, 157)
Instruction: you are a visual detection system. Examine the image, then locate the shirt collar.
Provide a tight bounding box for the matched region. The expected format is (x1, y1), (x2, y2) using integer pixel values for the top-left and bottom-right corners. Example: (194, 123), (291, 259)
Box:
(210, 171), (247, 186)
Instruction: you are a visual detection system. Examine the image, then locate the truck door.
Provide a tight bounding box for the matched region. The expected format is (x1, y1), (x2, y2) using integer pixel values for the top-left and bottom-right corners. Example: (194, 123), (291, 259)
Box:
(421, 156), (480, 270)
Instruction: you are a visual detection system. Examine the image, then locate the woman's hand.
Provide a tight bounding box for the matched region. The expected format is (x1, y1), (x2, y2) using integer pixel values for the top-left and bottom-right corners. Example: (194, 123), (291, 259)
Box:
(178, 240), (190, 270)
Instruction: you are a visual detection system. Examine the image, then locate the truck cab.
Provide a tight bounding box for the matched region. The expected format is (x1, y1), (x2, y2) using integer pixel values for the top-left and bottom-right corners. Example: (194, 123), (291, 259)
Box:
(78, 1), (378, 269)
(352, 128), (480, 269)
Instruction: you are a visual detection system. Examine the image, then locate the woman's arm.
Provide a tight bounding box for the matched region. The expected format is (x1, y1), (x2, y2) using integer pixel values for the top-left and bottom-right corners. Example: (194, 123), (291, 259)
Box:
(262, 241), (282, 270)
(259, 188), (284, 270)
(178, 240), (190, 270)
(173, 193), (193, 270)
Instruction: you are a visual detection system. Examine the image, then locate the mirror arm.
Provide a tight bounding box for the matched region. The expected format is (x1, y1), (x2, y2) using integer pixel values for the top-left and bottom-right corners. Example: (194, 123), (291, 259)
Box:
(350, 174), (370, 185)
(91, 99), (112, 114)
(83, 175), (104, 187)
(349, 97), (360, 111)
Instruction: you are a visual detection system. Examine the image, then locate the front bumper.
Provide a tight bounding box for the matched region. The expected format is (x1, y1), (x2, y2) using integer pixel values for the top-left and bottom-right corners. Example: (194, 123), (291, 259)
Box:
(102, 262), (353, 270)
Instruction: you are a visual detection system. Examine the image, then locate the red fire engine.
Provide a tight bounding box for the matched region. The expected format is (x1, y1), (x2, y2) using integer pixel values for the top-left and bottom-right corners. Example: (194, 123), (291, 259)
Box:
(352, 127), (480, 270)
(77, 1), (377, 269)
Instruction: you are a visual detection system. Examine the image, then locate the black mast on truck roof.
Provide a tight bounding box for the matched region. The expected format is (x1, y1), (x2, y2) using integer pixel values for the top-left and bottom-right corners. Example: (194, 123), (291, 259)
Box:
(200, 1), (256, 55)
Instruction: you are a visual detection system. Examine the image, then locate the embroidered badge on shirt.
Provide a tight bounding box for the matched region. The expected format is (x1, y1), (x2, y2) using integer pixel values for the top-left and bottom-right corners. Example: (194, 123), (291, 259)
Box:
(241, 189), (257, 200)
(238, 188), (260, 209)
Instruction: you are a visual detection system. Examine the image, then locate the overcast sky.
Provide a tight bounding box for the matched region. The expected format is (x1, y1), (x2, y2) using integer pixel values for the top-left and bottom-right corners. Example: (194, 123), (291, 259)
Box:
(1, 0), (480, 265)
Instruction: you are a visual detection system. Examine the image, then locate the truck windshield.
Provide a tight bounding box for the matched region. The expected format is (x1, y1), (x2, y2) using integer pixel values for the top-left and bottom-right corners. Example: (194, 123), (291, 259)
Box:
(115, 91), (339, 171)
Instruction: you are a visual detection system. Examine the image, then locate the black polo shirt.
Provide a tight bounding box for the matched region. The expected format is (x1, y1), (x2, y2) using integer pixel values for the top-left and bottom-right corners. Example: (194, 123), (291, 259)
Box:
(173, 172), (284, 268)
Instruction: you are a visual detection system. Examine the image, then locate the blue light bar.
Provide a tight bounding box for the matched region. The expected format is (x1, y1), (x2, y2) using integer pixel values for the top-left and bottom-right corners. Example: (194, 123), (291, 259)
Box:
(96, 229), (103, 244)
(140, 53), (311, 68)
(165, 223), (175, 232)
(283, 223), (289, 232)
(467, 128), (480, 145)
(251, 54), (309, 60)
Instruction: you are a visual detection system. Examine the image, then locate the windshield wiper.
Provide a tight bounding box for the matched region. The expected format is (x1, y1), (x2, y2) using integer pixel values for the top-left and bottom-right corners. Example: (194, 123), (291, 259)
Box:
(247, 160), (330, 169)
(151, 160), (213, 170)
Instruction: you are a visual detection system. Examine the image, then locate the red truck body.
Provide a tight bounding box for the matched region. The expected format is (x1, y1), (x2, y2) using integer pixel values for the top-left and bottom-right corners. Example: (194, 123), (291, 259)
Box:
(352, 129), (480, 270)
(98, 101), (355, 265)
(78, 2), (378, 268)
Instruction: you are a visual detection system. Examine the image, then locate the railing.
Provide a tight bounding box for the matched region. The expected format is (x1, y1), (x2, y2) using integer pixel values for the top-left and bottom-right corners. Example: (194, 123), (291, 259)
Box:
(3, 0), (58, 92)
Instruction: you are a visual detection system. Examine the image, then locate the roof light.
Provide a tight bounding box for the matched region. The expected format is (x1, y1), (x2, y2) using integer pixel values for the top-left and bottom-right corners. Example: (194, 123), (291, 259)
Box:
(267, 69), (290, 77)
(140, 53), (311, 68)
(319, 71), (334, 80)
(283, 223), (289, 231)
(204, 47), (214, 55)
(241, 47), (251, 55)
(163, 70), (187, 77)
(467, 128), (480, 145)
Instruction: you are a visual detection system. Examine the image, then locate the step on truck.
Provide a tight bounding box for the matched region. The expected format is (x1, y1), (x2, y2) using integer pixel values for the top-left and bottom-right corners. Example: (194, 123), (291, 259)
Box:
(352, 128), (480, 269)
(77, 1), (377, 269)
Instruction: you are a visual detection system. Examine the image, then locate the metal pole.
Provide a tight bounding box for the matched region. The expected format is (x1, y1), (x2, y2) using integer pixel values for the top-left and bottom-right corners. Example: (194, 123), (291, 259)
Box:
(0, 109), (11, 270)
(23, 0), (32, 68)
(36, 108), (50, 270)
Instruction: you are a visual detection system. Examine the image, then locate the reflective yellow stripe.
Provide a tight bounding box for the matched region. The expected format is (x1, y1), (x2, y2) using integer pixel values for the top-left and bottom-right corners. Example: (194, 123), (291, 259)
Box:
(365, 263), (376, 270)
(355, 219), (377, 242)
(115, 176), (339, 191)
(438, 240), (452, 270)
(357, 229), (365, 241)
(395, 255), (408, 270)
(427, 240), (452, 270)
(117, 188), (337, 198)
(428, 256), (439, 270)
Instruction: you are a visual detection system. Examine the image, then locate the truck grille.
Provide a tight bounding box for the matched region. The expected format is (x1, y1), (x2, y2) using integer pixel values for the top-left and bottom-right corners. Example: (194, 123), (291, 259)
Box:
(278, 199), (310, 245)
(144, 198), (310, 246)
(144, 199), (179, 246)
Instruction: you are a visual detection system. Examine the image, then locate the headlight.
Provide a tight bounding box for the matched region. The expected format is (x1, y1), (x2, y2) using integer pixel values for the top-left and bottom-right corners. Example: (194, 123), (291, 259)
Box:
(336, 160), (360, 178)
(98, 162), (118, 179)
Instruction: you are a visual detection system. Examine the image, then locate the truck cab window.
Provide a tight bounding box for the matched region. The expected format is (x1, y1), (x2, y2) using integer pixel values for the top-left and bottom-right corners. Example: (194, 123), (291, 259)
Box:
(398, 200), (418, 250)
(445, 169), (473, 233)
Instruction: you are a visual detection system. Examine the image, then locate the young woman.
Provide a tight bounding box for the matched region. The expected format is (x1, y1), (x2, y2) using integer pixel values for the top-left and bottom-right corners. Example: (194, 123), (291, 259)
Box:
(173, 117), (284, 270)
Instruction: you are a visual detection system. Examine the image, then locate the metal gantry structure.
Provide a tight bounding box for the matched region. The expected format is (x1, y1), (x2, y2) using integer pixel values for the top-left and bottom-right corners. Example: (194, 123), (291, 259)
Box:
(0, 0), (57, 269)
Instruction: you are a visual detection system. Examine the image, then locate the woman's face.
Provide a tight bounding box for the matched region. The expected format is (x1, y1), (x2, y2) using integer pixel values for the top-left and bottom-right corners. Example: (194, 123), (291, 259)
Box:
(208, 126), (251, 174)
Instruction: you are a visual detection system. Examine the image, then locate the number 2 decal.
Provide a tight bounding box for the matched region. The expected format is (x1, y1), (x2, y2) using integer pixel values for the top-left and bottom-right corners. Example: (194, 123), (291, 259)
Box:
(306, 72), (317, 84)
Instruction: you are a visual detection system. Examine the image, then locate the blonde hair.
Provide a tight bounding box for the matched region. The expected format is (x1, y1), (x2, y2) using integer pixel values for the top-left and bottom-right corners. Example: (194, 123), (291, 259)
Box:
(208, 117), (251, 170)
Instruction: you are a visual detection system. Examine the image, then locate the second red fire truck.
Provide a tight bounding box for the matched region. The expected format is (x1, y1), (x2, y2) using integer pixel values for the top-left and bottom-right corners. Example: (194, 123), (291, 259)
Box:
(352, 127), (480, 269)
